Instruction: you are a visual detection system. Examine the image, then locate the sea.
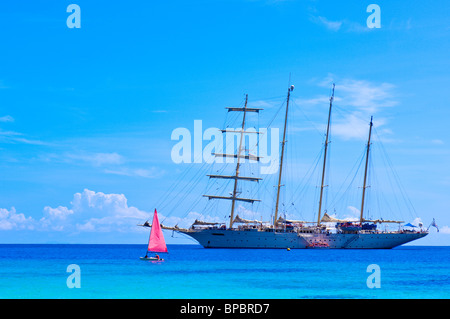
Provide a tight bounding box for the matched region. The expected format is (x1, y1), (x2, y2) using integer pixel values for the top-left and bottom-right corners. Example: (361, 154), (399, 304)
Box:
(0, 244), (449, 299)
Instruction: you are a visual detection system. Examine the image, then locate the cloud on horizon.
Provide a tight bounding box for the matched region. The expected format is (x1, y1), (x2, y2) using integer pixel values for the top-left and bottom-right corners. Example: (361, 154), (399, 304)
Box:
(0, 189), (212, 236)
(0, 189), (149, 234)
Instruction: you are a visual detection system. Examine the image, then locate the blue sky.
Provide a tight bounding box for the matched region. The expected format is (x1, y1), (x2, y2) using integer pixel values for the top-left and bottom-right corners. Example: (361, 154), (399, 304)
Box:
(0, 0), (449, 245)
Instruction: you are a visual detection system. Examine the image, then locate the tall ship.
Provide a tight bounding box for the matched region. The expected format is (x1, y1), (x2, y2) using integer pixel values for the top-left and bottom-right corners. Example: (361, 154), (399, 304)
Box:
(152, 84), (429, 249)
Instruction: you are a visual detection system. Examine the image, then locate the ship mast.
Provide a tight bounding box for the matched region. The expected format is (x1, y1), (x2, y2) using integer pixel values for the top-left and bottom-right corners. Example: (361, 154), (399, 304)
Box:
(360, 116), (373, 224)
(317, 83), (335, 226)
(274, 85), (294, 228)
(203, 95), (263, 229)
(229, 94), (249, 228)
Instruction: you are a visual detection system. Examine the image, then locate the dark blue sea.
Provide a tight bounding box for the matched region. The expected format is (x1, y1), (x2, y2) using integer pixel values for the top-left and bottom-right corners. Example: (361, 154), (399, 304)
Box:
(0, 244), (448, 299)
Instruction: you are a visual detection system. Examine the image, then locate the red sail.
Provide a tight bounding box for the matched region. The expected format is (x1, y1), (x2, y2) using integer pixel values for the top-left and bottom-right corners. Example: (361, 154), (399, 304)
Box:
(148, 209), (168, 253)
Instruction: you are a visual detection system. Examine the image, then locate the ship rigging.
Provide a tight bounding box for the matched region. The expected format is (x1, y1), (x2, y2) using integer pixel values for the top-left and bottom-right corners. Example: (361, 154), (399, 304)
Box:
(144, 83), (429, 249)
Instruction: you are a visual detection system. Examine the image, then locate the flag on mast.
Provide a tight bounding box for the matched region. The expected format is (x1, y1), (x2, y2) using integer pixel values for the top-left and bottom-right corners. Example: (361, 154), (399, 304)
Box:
(429, 218), (439, 232)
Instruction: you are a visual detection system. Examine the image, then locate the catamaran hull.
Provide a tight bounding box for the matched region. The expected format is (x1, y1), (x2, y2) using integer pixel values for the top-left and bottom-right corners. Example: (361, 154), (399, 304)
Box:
(180, 229), (428, 249)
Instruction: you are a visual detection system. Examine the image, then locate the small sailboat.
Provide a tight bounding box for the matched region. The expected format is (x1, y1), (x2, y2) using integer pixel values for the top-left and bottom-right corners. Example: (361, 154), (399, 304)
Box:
(140, 209), (168, 261)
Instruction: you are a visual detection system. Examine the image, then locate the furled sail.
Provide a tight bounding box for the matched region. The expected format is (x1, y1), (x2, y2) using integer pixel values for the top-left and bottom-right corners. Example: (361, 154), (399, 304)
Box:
(233, 215), (263, 224)
(320, 213), (403, 224)
(321, 213), (353, 223)
(192, 219), (222, 226)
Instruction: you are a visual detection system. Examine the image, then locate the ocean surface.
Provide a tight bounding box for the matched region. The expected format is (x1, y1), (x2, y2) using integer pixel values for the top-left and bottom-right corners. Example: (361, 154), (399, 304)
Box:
(0, 244), (448, 299)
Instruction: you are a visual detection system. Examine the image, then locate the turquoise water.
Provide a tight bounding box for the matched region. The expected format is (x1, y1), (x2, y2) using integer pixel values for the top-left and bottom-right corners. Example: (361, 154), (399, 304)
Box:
(0, 244), (448, 299)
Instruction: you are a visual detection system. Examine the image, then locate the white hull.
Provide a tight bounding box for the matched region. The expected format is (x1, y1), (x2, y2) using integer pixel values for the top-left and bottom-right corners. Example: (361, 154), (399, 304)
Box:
(180, 229), (428, 249)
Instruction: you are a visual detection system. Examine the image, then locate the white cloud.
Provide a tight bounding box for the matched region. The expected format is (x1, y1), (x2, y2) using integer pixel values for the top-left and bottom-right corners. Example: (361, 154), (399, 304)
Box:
(104, 167), (164, 178)
(311, 16), (342, 31)
(0, 115), (14, 122)
(297, 75), (398, 141)
(43, 206), (74, 220)
(324, 207), (359, 222)
(0, 116), (47, 145)
(0, 189), (152, 233)
(309, 14), (371, 33)
(68, 189), (150, 232)
(0, 130), (21, 137)
(431, 139), (444, 145)
(0, 129), (47, 145)
(7, 137), (47, 145)
(332, 113), (388, 141)
(343, 206), (360, 221)
(296, 96), (339, 107)
(305, 75), (398, 112)
(66, 152), (124, 167)
(335, 79), (397, 113)
(345, 22), (370, 33)
(0, 207), (35, 230)
(40, 206), (74, 231)
(49, 152), (164, 179)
